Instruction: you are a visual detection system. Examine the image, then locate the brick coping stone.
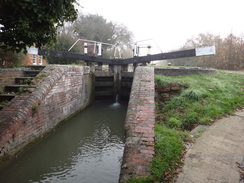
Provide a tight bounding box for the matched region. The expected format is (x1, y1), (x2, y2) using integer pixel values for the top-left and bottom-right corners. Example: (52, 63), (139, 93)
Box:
(154, 67), (216, 76)
(120, 67), (155, 182)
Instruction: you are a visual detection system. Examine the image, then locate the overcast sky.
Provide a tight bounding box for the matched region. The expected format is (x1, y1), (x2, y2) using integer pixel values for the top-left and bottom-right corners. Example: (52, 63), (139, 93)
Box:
(78, 0), (244, 53)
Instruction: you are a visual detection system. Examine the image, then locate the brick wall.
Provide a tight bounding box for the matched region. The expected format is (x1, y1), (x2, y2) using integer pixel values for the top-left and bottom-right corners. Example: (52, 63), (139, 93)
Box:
(155, 83), (185, 103)
(155, 67), (216, 76)
(0, 68), (27, 92)
(120, 67), (155, 182)
(0, 65), (93, 162)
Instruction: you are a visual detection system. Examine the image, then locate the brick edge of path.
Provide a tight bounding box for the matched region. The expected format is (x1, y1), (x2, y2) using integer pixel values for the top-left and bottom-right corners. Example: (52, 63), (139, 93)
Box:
(119, 67), (155, 182)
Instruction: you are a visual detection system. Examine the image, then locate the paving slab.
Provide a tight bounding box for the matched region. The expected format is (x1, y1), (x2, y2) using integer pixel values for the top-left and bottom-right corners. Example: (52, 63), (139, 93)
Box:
(176, 109), (244, 183)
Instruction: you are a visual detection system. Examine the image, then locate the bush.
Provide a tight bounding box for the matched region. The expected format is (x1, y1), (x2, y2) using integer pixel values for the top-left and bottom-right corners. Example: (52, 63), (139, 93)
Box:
(0, 49), (24, 68)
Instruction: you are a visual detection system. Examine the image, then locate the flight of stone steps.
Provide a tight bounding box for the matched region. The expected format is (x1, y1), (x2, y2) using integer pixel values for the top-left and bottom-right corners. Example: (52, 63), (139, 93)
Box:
(0, 65), (46, 111)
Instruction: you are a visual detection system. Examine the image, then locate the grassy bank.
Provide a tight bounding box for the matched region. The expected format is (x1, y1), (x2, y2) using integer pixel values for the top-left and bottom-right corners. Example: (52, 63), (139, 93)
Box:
(131, 70), (244, 182)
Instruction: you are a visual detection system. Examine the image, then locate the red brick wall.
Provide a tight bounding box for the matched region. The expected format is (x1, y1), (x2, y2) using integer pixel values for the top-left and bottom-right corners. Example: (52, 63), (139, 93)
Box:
(155, 68), (216, 76)
(22, 54), (47, 65)
(0, 65), (93, 162)
(120, 67), (155, 182)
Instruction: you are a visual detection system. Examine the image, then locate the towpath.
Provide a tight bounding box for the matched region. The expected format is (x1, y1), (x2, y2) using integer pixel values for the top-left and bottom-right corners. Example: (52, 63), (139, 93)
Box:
(176, 109), (244, 183)
(176, 70), (244, 183)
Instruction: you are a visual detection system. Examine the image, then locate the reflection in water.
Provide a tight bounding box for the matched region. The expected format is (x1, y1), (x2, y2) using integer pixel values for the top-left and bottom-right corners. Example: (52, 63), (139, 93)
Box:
(0, 102), (127, 183)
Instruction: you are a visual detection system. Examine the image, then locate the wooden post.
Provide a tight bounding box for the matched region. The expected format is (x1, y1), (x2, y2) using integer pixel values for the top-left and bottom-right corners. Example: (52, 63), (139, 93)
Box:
(133, 63), (138, 72)
(109, 64), (114, 72)
(113, 65), (121, 100)
(97, 62), (103, 71)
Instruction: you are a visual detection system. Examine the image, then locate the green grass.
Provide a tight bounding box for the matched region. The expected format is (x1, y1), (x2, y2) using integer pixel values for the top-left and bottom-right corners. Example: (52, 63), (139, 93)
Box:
(132, 70), (244, 182)
(155, 71), (244, 130)
(152, 125), (186, 182)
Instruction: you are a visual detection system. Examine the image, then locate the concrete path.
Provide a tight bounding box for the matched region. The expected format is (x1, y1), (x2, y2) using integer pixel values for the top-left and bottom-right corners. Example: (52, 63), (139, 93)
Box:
(176, 109), (244, 183)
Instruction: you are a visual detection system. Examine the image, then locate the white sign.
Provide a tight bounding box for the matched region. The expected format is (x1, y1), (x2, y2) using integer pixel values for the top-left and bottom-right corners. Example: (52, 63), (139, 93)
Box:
(27, 47), (38, 55)
(195, 46), (216, 56)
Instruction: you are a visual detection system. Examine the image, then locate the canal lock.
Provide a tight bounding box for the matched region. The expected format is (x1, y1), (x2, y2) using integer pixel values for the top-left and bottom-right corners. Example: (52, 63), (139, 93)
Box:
(94, 69), (133, 102)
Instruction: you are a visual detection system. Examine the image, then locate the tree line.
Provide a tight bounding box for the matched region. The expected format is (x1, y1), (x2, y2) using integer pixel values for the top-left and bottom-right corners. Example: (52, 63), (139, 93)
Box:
(170, 33), (244, 70)
(0, 1), (243, 70)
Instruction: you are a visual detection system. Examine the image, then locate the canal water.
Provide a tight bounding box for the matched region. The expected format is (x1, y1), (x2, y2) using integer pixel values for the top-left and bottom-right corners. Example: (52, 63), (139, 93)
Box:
(0, 102), (127, 183)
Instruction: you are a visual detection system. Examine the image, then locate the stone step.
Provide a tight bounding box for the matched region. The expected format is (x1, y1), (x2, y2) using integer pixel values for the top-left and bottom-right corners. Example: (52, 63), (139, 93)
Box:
(24, 65), (46, 71)
(15, 77), (33, 84)
(24, 70), (40, 77)
(4, 85), (27, 93)
(0, 94), (16, 103)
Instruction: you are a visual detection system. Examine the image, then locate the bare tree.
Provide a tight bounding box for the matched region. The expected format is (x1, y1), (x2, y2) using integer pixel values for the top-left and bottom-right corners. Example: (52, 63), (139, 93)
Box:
(172, 33), (244, 70)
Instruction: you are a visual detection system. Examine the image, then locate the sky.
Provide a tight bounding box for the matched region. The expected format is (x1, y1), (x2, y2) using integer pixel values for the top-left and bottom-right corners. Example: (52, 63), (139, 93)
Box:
(77, 0), (244, 53)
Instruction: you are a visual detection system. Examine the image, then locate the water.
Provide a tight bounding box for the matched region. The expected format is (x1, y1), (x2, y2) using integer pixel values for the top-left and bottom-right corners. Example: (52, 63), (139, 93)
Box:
(0, 102), (127, 183)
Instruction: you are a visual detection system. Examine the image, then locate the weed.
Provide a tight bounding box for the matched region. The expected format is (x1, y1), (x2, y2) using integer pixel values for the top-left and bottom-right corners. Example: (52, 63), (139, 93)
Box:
(128, 125), (186, 183)
(18, 86), (25, 93)
(181, 88), (207, 100)
(24, 78), (32, 84)
(0, 100), (9, 106)
(152, 124), (184, 182)
(32, 104), (39, 111)
(167, 117), (181, 128)
(35, 74), (47, 80)
(19, 78), (31, 84)
(194, 128), (207, 138)
(129, 177), (153, 183)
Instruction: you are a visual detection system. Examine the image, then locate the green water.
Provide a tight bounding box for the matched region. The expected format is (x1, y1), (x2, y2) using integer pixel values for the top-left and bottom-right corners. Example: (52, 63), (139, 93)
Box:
(0, 102), (127, 183)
